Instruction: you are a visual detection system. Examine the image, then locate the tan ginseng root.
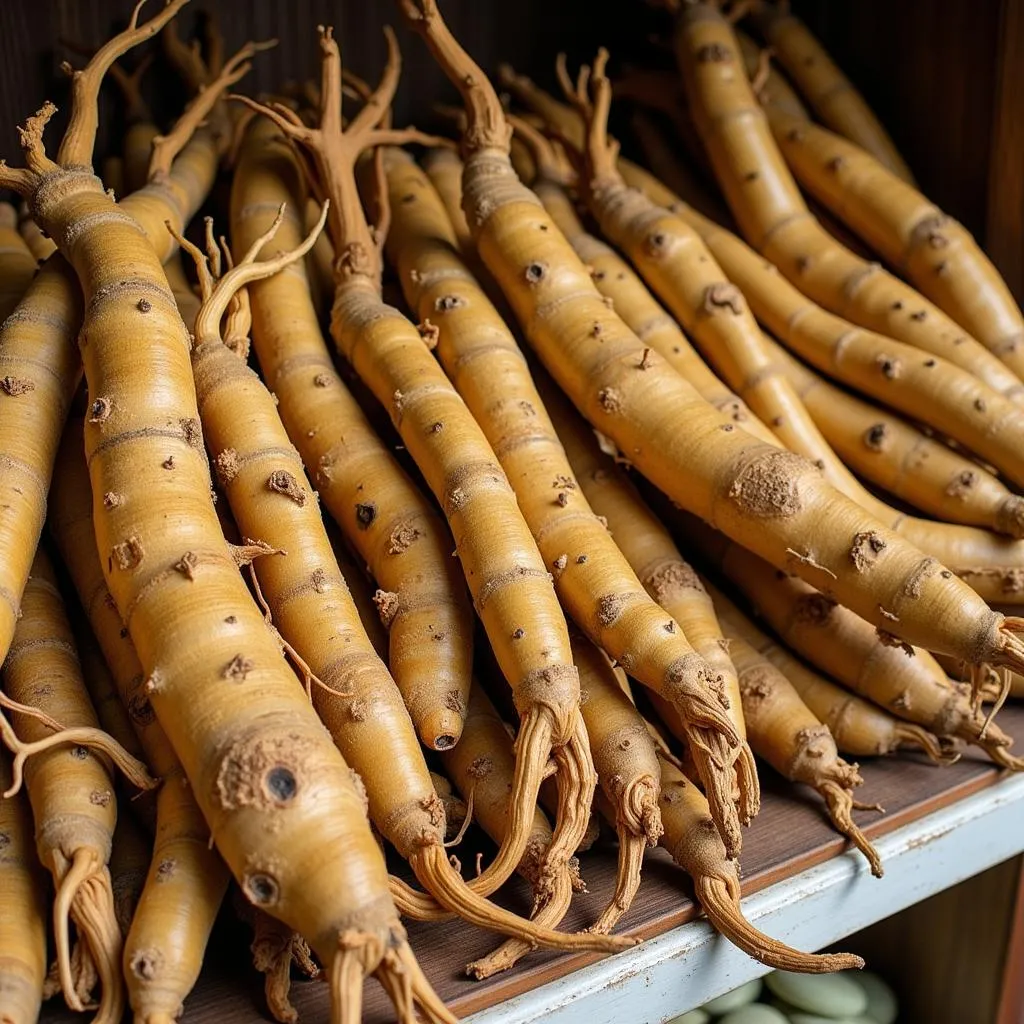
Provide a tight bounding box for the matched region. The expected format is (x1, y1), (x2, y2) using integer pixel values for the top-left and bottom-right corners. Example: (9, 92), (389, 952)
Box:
(0, 202), (38, 320)
(673, 2), (1024, 403)
(613, 157), (1024, 542)
(0, 746), (48, 1024)
(236, 27), (600, 896)
(749, 1), (916, 183)
(2, 550), (153, 1024)
(712, 593), (951, 763)
(653, 189), (1024, 494)
(569, 629), (663, 933)
(108, 809), (151, 938)
(51, 415), (233, 1024)
(382, 146), (747, 856)
(440, 683), (588, 979)
(1, 8), (453, 1021)
(230, 116), (474, 757)
(403, 2), (1024, 687)
(185, 208), (626, 958)
(666, 586), (886, 879)
(0, 37), (256, 683)
(656, 754), (864, 971)
(544, 379), (757, 796)
(767, 108), (1024, 380)
(601, 133), (1024, 608)
(678, 513), (1024, 769)
(505, 121), (775, 445)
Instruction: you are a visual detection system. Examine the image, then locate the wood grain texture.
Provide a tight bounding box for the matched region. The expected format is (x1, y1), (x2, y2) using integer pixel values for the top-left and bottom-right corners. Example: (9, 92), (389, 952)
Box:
(37, 703), (1024, 1024)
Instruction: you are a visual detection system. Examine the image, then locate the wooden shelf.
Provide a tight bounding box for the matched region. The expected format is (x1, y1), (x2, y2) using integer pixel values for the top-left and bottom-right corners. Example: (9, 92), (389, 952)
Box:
(38, 704), (1024, 1024)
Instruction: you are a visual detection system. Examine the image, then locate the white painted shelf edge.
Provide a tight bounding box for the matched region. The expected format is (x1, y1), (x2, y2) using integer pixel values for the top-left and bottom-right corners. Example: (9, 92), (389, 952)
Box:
(466, 772), (1024, 1024)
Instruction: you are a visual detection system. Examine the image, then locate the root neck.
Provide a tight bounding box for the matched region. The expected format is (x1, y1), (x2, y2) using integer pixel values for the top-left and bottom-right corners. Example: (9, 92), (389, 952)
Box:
(695, 875), (865, 973)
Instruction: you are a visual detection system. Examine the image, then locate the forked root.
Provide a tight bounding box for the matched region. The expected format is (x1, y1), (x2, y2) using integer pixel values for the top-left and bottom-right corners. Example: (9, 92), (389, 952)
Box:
(686, 726), (744, 859)
(590, 830), (648, 936)
(818, 779), (884, 878)
(409, 842), (632, 954)
(893, 723), (960, 764)
(0, 698), (156, 797)
(538, 713), (599, 898)
(695, 875), (865, 973)
(375, 939), (458, 1024)
(467, 864), (578, 979)
(53, 847), (124, 1024)
(250, 911), (321, 1024)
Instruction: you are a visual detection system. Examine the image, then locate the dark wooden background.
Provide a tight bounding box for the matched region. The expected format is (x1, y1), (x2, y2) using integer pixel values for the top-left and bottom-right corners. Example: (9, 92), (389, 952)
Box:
(0, 0), (1020, 299)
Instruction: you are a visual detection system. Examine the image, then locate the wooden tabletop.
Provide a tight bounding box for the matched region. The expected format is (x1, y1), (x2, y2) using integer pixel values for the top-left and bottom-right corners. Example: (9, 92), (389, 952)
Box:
(40, 702), (1024, 1024)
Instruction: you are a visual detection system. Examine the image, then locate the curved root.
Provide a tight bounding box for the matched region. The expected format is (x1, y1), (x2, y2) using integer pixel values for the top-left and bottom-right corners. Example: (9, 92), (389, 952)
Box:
(52, 848), (124, 1024)
(0, 700), (156, 797)
(534, 712), (597, 899)
(467, 866), (575, 979)
(687, 727), (744, 859)
(375, 937), (457, 1024)
(589, 829), (647, 936)
(409, 841), (632, 953)
(695, 875), (864, 973)
(818, 779), (884, 878)
(734, 739), (761, 825)
(251, 910), (321, 1024)
(892, 723), (959, 764)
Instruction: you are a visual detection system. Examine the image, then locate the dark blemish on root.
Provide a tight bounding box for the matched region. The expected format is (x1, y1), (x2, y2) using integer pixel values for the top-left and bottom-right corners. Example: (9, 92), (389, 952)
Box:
(137, 298), (151, 313)
(577, 554), (588, 564)
(664, 620), (675, 633)
(110, 536), (144, 571)
(697, 42), (732, 62)
(910, 310), (927, 322)
(946, 470), (977, 498)
(155, 858), (175, 882)
(311, 568), (327, 594)
(222, 654), (255, 682)
(245, 873), (279, 906)
(512, 627), (525, 639)
(876, 355), (901, 379)
(795, 593), (837, 625)
(703, 282), (743, 316)
(924, 359), (936, 367)
(524, 262), (547, 284)
(225, 615), (237, 624)
(267, 469), (306, 506)
(355, 502), (377, 528)
(435, 294), (466, 312)
(264, 766), (297, 803)
(89, 397), (112, 423)
(556, 491), (569, 507)
(444, 690), (466, 715)
(0, 376), (35, 396)
(162, 455), (175, 470)
(826, 155), (847, 173)
(127, 692), (155, 726)
(864, 423), (888, 452)
(974, 397), (987, 413)
(891, 301), (904, 311)
(89, 790), (112, 807)
(877, 629), (914, 656)
(468, 756), (493, 779)
(174, 551), (200, 580)
(645, 232), (667, 256)
(430, 421), (444, 434)
(374, 590), (400, 628)
(102, 491), (124, 509)
(850, 531), (886, 571)
(72, 746), (89, 760)
(313, 372), (331, 387)
(129, 949), (162, 981)
(639, 347), (652, 370)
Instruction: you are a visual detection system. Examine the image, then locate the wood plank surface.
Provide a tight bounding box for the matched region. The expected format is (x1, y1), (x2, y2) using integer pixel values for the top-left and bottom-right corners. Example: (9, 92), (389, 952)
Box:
(39, 704), (1024, 1024)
